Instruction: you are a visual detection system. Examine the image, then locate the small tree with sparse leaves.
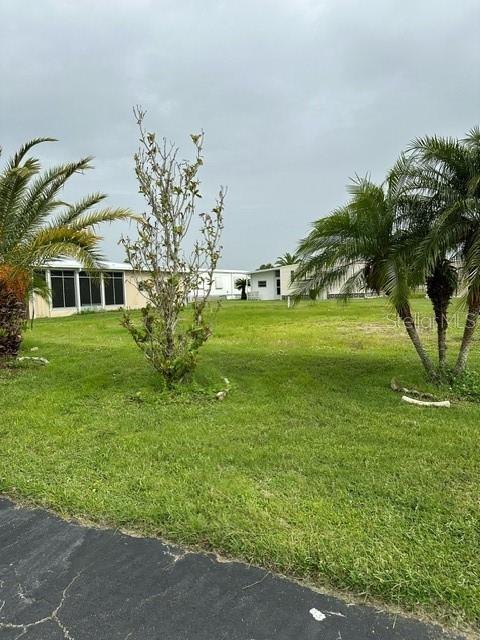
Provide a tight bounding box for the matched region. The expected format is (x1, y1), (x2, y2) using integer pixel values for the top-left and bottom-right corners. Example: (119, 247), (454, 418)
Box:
(121, 107), (225, 388)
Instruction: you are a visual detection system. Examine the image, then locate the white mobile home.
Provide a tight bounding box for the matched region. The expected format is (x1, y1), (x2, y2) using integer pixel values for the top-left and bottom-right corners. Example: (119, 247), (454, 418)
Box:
(249, 267), (282, 301)
(249, 266), (299, 301)
(30, 260), (248, 319)
(188, 269), (249, 301)
(248, 263), (371, 301)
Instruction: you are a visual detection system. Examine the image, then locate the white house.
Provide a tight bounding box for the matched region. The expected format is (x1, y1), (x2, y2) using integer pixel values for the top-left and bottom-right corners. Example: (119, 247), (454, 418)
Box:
(249, 266), (297, 301)
(188, 269), (249, 301)
(30, 260), (249, 319)
(248, 263), (371, 301)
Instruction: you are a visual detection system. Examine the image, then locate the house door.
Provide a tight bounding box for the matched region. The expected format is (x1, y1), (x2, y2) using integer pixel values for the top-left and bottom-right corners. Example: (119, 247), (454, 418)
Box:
(275, 271), (281, 298)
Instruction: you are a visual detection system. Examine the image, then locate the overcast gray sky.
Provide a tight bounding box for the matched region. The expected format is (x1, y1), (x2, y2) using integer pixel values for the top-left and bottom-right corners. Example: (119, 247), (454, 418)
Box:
(1, 0), (479, 269)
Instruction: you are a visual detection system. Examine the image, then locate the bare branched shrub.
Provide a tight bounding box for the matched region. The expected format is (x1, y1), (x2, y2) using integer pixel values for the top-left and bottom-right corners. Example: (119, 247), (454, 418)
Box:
(121, 107), (225, 387)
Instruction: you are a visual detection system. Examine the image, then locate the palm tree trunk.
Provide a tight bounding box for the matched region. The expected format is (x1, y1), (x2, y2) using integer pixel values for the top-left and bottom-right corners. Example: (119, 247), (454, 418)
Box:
(453, 301), (480, 377)
(434, 301), (448, 373)
(398, 304), (436, 379)
(425, 262), (456, 376)
(437, 322), (447, 371)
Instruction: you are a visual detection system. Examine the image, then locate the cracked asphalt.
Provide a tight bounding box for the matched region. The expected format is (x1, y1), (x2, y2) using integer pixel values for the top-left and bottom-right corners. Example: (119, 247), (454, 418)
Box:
(0, 498), (468, 640)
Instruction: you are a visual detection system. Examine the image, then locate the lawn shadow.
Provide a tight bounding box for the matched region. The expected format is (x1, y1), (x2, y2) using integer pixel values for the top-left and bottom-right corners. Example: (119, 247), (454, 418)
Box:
(23, 336), (431, 409)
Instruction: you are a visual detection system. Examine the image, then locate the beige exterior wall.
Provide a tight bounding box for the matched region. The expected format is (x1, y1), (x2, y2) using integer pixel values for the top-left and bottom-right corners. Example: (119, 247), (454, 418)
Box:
(278, 264), (328, 300)
(324, 263), (367, 298)
(30, 294), (52, 319)
(124, 272), (149, 309)
(279, 264), (298, 297)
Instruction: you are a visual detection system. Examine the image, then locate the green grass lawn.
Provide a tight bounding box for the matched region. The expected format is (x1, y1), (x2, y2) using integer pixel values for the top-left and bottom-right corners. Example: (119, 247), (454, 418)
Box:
(0, 299), (479, 632)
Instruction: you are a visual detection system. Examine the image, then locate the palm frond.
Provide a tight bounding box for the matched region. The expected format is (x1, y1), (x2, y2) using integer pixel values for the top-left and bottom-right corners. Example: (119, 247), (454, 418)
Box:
(294, 174), (416, 310)
(51, 192), (108, 227)
(19, 226), (104, 270)
(464, 126), (480, 148)
(6, 138), (56, 171)
(0, 157), (42, 238)
(13, 159), (93, 239)
(56, 207), (134, 232)
(275, 251), (298, 266)
(29, 270), (51, 302)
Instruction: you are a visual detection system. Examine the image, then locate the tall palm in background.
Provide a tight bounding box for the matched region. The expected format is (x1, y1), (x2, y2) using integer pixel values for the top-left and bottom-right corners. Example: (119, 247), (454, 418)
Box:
(275, 252), (297, 266)
(0, 138), (132, 358)
(294, 176), (436, 378)
(408, 128), (480, 376)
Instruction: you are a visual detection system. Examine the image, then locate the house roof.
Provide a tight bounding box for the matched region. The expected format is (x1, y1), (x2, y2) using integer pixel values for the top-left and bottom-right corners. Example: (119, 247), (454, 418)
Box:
(44, 259), (134, 271)
(249, 263), (299, 275)
(248, 267), (279, 275)
(214, 269), (249, 274)
(43, 259), (249, 274)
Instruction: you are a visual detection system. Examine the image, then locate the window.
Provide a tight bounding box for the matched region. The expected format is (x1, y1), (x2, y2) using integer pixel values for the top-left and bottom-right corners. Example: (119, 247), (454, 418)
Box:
(104, 272), (125, 305)
(79, 272), (101, 306)
(215, 277), (223, 290)
(275, 270), (280, 277)
(276, 279), (281, 295)
(258, 280), (267, 288)
(50, 271), (76, 308)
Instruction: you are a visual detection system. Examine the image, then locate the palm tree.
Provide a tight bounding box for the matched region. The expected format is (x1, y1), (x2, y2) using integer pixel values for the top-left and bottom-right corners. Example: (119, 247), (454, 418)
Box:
(275, 252), (297, 266)
(409, 128), (480, 376)
(0, 138), (133, 358)
(235, 277), (249, 300)
(294, 176), (436, 379)
(388, 155), (459, 375)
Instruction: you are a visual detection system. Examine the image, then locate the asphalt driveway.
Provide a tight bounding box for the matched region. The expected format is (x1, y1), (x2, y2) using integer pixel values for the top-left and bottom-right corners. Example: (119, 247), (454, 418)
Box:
(0, 498), (467, 639)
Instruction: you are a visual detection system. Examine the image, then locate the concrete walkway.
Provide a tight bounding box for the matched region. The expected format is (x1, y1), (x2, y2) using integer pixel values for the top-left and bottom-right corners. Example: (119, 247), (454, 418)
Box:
(0, 498), (466, 640)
